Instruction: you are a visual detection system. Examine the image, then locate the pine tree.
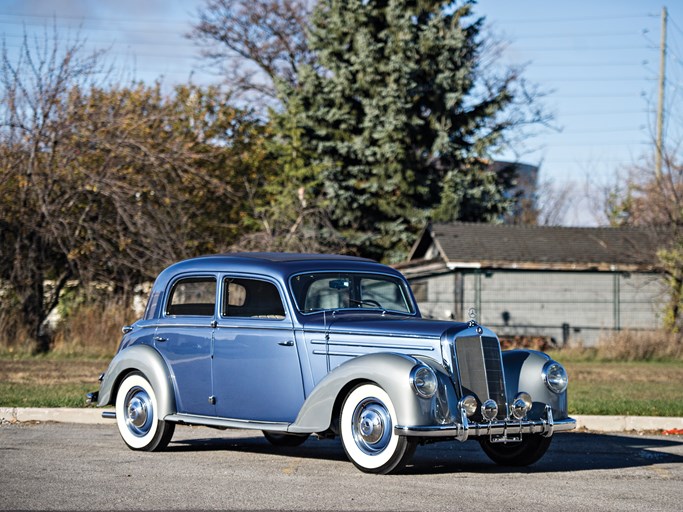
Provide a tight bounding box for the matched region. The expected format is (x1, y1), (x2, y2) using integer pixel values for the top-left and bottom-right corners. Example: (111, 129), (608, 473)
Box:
(280, 0), (519, 261)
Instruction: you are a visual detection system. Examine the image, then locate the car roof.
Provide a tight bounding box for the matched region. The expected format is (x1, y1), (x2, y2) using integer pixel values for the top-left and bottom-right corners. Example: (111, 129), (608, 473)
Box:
(152, 252), (403, 289)
(202, 252), (374, 263)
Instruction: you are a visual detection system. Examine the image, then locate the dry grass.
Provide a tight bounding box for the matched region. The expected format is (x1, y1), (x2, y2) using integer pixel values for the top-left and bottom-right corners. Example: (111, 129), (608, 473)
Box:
(552, 330), (683, 362)
(0, 308), (37, 355)
(0, 298), (137, 358)
(0, 358), (108, 387)
(50, 299), (133, 357)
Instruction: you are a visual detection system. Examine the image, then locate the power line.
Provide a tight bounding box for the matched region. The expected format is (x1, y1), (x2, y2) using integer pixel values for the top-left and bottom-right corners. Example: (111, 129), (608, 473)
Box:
(508, 30), (644, 40)
(515, 45), (655, 52)
(491, 14), (656, 24)
(0, 12), (192, 26)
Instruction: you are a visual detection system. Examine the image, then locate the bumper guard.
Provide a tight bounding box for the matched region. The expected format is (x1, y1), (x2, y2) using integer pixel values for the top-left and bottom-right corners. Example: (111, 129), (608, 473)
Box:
(395, 404), (576, 442)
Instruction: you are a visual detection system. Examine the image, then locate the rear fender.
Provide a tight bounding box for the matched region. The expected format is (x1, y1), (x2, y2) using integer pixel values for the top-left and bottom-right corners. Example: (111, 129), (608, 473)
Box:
(97, 344), (176, 418)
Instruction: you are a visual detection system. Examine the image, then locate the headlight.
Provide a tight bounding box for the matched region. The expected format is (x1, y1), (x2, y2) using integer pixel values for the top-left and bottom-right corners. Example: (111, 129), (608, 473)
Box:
(410, 365), (437, 398)
(542, 361), (568, 394)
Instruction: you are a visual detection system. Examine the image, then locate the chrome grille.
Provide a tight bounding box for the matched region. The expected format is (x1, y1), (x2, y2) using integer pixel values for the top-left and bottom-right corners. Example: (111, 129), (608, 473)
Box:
(454, 335), (507, 420)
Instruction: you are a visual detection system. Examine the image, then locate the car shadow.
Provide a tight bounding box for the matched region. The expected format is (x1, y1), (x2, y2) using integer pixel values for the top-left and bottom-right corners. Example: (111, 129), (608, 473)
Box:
(404, 432), (683, 475)
(167, 430), (683, 474)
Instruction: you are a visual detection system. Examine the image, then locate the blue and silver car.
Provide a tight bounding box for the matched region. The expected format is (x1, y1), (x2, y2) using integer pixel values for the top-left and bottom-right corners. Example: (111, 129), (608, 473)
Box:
(93, 252), (575, 474)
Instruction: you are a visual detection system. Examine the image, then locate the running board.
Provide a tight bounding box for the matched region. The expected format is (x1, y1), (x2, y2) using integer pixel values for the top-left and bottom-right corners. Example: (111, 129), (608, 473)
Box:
(164, 413), (291, 432)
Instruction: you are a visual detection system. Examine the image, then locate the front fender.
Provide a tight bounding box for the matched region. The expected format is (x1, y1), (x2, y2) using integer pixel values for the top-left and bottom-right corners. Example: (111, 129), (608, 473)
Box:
(502, 349), (569, 420)
(289, 352), (458, 434)
(97, 344), (176, 418)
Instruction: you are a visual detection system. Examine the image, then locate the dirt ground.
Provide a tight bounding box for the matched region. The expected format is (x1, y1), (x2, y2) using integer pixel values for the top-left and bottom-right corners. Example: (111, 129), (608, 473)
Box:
(0, 358), (109, 387)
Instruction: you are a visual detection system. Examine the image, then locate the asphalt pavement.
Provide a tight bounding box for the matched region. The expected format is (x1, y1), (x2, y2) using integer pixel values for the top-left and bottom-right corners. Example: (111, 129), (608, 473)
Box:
(1, 422), (681, 511)
(2, 406), (683, 432)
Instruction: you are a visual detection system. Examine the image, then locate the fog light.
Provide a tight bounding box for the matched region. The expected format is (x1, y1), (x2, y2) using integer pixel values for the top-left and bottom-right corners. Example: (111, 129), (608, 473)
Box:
(511, 392), (532, 419)
(515, 392), (532, 411)
(510, 393), (531, 420)
(459, 395), (477, 417)
(481, 399), (498, 421)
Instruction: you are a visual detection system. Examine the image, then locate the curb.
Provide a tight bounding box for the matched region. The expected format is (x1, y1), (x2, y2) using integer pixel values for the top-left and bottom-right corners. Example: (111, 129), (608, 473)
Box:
(2, 407), (683, 433)
(574, 415), (683, 433)
(0, 407), (114, 425)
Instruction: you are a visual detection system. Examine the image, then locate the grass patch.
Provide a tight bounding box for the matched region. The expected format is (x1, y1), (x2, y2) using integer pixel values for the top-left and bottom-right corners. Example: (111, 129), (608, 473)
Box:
(1, 356), (682, 416)
(0, 358), (108, 408)
(0, 382), (97, 408)
(561, 360), (683, 416)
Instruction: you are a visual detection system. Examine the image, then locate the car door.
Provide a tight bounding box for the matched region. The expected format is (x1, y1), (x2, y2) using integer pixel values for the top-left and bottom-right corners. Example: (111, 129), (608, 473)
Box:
(212, 276), (304, 422)
(154, 275), (216, 416)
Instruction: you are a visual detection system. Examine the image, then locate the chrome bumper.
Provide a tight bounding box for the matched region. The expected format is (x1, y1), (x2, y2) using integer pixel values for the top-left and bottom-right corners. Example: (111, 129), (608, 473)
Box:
(395, 405), (576, 442)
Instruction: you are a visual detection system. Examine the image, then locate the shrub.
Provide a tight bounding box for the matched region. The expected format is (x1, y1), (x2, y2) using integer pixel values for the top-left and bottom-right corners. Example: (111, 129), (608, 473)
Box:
(0, 306), (37, 355)
(50, 298), (134, 357)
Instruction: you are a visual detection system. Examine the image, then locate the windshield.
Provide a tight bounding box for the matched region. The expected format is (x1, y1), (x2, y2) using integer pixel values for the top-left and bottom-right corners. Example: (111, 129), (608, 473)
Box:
(290, 272), (416, 315)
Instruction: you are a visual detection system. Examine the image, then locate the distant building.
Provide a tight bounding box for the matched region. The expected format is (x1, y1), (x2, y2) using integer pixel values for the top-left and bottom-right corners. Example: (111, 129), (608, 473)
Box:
(395, 222), (667, 346)
(488, 161), (539, 224)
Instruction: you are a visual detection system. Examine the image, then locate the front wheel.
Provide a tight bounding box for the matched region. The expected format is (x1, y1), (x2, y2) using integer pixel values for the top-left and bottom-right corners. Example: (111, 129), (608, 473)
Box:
(115, 372), (175, 451)
(340, 383), (416, 474)
(479, 434), (552, 466)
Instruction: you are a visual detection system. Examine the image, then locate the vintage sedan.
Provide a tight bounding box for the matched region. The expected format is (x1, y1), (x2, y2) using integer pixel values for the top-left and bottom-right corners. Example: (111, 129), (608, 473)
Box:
(93, 253), (575, 473)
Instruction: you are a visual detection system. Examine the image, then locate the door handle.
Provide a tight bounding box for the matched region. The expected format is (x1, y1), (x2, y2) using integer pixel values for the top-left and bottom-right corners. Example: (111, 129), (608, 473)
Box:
(278, 340), (294, 347)
(154, 336), (168, 343)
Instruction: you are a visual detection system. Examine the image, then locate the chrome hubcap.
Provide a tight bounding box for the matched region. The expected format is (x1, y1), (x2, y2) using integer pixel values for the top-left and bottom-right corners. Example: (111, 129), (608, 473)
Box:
(124, 386), (153, 437)
(352, 398), (392, 455)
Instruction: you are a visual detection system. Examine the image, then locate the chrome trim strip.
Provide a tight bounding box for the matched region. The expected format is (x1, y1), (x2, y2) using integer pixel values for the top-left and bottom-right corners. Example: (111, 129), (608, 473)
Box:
(302, 329), (439, 340)
(155, 323), (214, 329)
(310, 339), (435, 351)
(165, 413), (291, 432)
(155, 323), (290, 330)
(101, 411), (116, 419)
(312, 350), (363, 357)
(394, 417), (576, 441)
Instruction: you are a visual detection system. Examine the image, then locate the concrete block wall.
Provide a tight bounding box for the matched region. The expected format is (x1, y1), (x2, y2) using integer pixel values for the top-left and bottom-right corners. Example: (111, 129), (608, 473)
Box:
(408, 270), (665, 347)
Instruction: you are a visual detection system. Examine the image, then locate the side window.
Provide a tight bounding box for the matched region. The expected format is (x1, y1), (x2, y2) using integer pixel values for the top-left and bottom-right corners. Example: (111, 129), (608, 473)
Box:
(222, 278), (285, 320)
(166, 277), (216, 317)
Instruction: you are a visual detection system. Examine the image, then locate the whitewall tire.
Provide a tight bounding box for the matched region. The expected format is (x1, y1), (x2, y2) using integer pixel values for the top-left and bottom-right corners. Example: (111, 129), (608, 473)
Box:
(115, 373), (174, 451)
(340, 383), (416, 474)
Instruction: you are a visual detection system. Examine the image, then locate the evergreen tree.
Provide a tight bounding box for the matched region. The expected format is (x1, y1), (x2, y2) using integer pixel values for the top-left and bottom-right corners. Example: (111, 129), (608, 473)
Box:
(280, 0), (521, 261)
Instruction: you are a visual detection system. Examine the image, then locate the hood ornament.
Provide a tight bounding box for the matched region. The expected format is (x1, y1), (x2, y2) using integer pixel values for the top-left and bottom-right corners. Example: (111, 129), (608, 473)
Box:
(468, 307), (478, 328)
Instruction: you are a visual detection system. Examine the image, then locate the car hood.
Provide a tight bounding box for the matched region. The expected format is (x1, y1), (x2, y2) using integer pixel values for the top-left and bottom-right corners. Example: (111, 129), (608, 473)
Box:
(301, 312), (469, 339)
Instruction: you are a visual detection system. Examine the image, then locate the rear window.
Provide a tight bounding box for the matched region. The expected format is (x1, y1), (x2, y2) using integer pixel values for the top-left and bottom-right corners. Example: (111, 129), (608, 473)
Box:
(166, 277), (216, 317)
(222, 278), (285, 320)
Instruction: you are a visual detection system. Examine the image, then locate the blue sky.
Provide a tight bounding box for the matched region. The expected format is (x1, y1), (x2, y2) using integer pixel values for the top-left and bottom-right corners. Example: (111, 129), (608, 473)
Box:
(2, 0), (681, 226)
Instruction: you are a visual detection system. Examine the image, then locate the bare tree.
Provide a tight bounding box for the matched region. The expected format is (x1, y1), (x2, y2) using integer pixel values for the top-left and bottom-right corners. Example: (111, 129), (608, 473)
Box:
(536, 178), (574, 226)
(0, 28), (106, 351)
(190, 0), (313, 103)
(596, 150), (683, 331)
(0, 29), (269, 352)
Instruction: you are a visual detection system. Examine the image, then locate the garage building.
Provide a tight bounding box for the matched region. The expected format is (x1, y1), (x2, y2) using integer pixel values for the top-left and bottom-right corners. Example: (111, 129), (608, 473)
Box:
(395, 223), (667, 346)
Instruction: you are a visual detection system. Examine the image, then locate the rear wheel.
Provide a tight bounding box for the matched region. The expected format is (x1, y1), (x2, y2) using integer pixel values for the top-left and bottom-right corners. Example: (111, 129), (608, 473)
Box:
(115, 373), (175, 451)
(262, 431), (309, 447)
(479, 434), (552, 466)
(340, 384), (416, 474)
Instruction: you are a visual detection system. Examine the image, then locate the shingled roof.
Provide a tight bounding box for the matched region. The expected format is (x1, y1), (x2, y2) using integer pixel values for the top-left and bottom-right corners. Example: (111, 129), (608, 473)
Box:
(401, 222), (666, 272)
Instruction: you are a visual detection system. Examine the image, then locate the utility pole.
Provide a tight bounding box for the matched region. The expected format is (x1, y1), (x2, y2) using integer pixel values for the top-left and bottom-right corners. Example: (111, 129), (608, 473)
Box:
(655, 6), (667, 181)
